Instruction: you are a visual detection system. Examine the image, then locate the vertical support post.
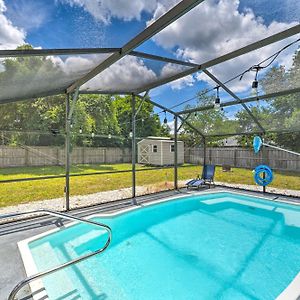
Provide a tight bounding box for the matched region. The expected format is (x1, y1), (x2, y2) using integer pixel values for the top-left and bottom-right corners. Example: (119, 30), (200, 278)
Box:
(131, 94), (137, 204)
(65, 94), (71, 210)
(174, 115), (178, 190)
(203, 137), (207, 167)
(262, 134), (266, 193)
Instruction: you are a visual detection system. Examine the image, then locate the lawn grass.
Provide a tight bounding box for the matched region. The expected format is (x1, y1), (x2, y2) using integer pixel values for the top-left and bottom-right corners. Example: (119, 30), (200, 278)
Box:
(0, 164), (299, 208)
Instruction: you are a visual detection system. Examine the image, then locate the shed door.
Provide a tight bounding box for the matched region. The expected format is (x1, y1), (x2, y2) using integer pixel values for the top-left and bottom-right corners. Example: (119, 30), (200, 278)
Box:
(139, 145), (150, 164)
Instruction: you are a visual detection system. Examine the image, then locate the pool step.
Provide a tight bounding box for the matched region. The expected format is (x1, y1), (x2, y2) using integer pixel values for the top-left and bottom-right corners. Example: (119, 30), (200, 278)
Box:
(32, 242), (81, 300)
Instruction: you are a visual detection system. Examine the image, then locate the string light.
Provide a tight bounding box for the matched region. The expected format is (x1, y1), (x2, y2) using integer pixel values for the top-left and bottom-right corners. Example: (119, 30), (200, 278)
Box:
(79, 127), (83, 134)
(91, 125), (95, 138)
(164, 111), (168, 125)
(108, 134), (112, 139)
(214, 86), (221, 109)
(251, 65), (262, 99)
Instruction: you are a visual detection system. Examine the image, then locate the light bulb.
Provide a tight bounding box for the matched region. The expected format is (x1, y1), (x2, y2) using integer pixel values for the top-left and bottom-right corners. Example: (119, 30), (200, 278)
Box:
(108, 134), (112, 139)
(214, 96), (221, 109)
(129, 131), (133, 138)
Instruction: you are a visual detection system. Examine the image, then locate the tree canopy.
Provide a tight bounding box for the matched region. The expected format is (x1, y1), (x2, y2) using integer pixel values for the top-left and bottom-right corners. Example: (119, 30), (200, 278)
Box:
(181, 49), (300, 150)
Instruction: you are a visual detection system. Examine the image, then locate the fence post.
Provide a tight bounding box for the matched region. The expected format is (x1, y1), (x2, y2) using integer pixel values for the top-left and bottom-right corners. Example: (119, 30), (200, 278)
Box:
(56, 147), (60, 165)
(234, 148), (237, 167)
(24, 147), (29, 167)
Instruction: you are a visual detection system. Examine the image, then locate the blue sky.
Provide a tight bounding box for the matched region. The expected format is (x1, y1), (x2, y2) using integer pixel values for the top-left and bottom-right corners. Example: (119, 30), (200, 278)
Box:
(1, 0), (299, 121)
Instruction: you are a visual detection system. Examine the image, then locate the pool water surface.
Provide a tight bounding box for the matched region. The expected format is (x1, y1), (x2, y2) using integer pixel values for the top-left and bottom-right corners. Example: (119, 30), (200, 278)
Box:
(26, 192), (300, 299)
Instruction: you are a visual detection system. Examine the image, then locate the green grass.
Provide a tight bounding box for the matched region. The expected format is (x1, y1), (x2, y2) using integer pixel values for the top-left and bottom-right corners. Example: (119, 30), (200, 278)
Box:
(0, 164), (299, 208)
(0, 163), (145, 180)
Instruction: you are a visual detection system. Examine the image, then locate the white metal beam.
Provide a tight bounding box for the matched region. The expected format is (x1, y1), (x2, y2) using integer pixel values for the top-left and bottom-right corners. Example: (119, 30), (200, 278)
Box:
(135, 25), (300, 93)
(66, 0), (205, 94)
(177, 87), (300, 115)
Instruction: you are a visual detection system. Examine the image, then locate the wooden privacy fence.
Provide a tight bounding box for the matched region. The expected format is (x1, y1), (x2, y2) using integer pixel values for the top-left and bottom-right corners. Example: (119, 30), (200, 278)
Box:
(185, 147), (300, 172)
(0, 146), (131, 167)
(0, 145), (299, 172)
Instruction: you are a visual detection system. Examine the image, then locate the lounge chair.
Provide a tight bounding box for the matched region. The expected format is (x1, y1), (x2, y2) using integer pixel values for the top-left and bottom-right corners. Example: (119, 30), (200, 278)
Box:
(186, 164), (215, 189)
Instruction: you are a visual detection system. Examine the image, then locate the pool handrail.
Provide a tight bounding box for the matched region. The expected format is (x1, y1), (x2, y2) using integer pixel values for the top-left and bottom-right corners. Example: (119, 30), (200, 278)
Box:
(0, 209), (112, 300)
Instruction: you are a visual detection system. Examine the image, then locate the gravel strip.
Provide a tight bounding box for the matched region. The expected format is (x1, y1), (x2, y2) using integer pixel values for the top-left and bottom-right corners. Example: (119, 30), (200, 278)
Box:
(214, 181), (300, 198)
(0, 181), (299, 216)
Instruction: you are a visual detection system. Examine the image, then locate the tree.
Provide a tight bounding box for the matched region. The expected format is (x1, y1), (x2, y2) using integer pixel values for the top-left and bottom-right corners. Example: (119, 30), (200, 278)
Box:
(113, 95), (169, 144)
(260, 50), (300, 151)
(181, 92), (238, 146)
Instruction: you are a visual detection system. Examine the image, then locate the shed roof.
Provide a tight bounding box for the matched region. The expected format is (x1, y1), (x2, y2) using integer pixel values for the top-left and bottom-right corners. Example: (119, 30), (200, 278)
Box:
(137, 137), (183, 144)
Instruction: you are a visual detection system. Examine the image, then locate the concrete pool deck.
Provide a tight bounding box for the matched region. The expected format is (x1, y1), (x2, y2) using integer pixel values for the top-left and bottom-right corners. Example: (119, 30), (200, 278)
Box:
(1, 187), (299, 300)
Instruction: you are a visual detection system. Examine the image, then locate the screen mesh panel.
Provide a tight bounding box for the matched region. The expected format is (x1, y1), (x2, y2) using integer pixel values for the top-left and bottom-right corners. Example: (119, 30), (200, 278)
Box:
(181, 102), (263, 136)
(0, 53), (112, 103)
(80, 54), (193, 93)
(207, 38), (300, 102)
(160, 0), (299, 65)
(248, 97), (300, 133)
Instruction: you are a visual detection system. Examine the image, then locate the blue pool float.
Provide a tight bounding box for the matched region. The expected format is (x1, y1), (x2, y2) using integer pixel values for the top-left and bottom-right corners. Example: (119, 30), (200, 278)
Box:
(254, 165), (273, 186)
(253, 136), (263, 153)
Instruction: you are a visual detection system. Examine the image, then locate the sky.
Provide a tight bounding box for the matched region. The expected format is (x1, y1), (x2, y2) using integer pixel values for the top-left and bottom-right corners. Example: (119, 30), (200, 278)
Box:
(0, 0), (299, 122)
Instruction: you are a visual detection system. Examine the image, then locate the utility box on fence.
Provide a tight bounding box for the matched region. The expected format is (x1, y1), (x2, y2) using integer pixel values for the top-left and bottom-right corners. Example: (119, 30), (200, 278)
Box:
(137, 136), (184, 166)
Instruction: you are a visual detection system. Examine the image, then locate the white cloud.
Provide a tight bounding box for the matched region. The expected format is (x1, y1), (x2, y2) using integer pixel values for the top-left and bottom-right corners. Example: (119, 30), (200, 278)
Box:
(167, 119), (182, 134)
(61, 0), (154, 24)
(160, 62), (195, 89)
(61, 0), (178, 24)
(0, 0), (26, 49)
(49, 54), (111, 77)
(151, 0), (299, 92)
(80, 55), (157, 91)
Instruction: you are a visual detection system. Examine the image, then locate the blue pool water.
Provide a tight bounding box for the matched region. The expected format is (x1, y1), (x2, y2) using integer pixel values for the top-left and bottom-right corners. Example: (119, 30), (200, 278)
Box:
(28, 192), (300, 299)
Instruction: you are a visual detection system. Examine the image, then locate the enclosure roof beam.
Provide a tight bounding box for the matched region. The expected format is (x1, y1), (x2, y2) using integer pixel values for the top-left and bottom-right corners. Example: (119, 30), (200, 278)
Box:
(203, 69), (266, 133)
(177, 87), (300, 115)
(80, 90), (133, 95)
(205, 128), (300, 138)
(137, 94), (206, 138)
(134, 25), (300, 93)
(0, 48), (198, 68)
(130, 51), (197, 67)
(66, 0), (205, 94)
(0, 48), (120, 58)
(177, 113), (192, 131)
(0, 89), (65, 105)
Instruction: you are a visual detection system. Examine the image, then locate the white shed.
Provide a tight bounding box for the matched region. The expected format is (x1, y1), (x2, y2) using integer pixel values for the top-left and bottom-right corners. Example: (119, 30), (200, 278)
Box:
(137, 137), (184, 166)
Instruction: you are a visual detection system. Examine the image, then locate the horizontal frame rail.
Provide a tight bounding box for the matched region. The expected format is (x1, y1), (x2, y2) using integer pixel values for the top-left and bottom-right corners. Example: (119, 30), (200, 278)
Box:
(177, 87), (300, 115)
(0, 165), (195, 184)
(0, 209), (112, 300)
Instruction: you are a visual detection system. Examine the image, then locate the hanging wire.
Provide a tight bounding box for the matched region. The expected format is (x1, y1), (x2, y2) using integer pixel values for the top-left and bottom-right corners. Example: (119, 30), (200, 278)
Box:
(169, 37), (300, 111)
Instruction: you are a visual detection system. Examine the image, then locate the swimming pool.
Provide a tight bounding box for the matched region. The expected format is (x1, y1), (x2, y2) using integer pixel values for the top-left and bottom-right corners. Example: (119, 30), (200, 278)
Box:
(20, 191), (300, 299)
